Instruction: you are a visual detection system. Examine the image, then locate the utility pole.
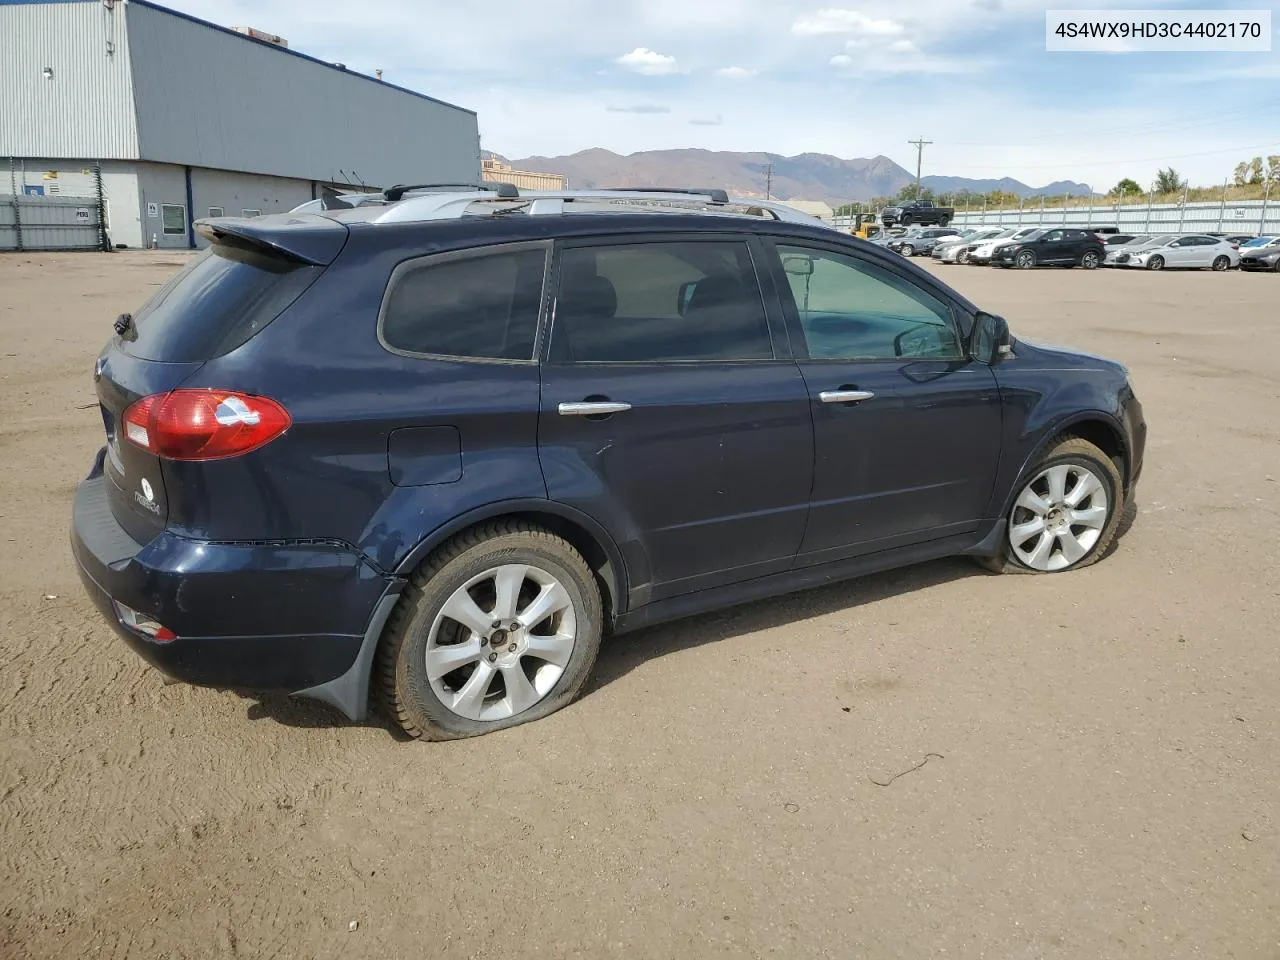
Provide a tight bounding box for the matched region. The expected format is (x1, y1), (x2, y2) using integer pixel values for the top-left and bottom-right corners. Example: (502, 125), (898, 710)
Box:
(907, 137), (932, 199)
(765, 162), (773, 200)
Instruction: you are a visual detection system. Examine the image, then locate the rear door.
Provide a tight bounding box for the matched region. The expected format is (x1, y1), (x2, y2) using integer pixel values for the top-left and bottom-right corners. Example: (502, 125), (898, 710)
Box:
(765, 239), (1001, 564)
(538, 235), (813, 602)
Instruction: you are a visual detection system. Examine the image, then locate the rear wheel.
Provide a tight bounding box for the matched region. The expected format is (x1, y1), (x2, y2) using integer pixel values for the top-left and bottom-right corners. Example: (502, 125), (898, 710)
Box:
(1147, 255), (1165, 271)
(376, 521), (603, 740)
(1081, 250), (1101, 269)
(976, 436), (1122, 575)
(939, 217), (951, 227)
(1016, 250), (1037, 269)
(1211, 255), (1230, 271)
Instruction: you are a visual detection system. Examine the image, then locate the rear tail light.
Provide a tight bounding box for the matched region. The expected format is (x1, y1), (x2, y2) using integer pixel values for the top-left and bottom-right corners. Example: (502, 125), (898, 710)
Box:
(122, 389), (291, 460)
(113, 602), (177, 643)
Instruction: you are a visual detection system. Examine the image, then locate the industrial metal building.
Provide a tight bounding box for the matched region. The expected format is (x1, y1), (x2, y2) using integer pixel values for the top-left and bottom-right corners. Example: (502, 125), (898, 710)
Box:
(0, 0), (481, 249)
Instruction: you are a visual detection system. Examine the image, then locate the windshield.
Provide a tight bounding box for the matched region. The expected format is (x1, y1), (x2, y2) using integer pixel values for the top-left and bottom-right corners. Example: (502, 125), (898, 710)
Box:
(1020, 229), (1047, 241)
(1242, 236), (1277, 247)
(987, 229), (1017, 240)
(1012, 228), (1038, 238)
(1150, 235), (1177, 246)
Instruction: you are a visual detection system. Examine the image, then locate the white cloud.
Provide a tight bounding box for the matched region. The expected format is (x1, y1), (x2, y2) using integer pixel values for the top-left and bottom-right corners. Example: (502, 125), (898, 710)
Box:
(616, 47), (680, 75)
(793, 9), (905, 37)
(829, 54), (853, 66)
(887, 39), (918, 54)
(606, 104), (671, 113)
(689, 116), (724, 126)
(717, 66), (756, 79)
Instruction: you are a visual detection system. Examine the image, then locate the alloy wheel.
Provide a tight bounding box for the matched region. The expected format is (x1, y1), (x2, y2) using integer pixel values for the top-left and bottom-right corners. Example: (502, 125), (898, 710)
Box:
(1008, 463), (1110, 572)
(1016, 251), (1035, 269)
(1082, 252), (1100, 269)
(1212, 256), (1230, 271)
(426, 564), (576, 721)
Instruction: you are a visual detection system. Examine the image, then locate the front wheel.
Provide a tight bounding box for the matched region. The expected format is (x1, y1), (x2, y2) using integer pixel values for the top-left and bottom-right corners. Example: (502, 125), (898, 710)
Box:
(1146, 255), (1165, 271)
(1212, 255), (1230, 271)
(1081, 250), (1101, 269)
(900, 243), (915, 256)
(376, 521), (603, 740)
(958, 250), (971, 264)
(1016, 250), (1036, 269)
(939, 217), (951, 227)
(977, 436), (1123, 574)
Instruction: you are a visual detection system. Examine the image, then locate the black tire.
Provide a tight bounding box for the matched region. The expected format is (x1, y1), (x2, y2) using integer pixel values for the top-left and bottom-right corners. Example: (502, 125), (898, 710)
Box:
(939, 217), (951, 227)
(1081, 250), (1101, 269)
(1211, 255), (1230, 272)
(376, 520), (603, 740)
(975, 435), (1124, 575)
(1016, 250), (1037, 269)
(900, 243), (915, 257)
(1147, 255), (1165, 271)
(957, 250), (970, 264)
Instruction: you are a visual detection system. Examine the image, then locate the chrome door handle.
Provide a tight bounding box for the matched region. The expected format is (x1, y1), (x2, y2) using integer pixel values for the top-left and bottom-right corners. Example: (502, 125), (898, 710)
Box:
(558, 401), (632, 416)
(819, 390), (875, 404)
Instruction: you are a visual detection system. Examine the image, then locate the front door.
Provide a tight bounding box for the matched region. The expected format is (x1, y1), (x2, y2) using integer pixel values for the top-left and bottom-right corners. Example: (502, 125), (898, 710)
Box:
(539, 236), (814, 603)
(767, 240), (1002, 565)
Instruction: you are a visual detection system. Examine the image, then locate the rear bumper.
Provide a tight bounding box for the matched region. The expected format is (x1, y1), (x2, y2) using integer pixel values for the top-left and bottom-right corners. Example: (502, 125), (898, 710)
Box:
(71, 450), (393, 694)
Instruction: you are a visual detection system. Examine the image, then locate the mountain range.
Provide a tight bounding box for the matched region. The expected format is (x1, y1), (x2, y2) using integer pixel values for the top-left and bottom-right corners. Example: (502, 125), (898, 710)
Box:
(496, 149), (1091, 204)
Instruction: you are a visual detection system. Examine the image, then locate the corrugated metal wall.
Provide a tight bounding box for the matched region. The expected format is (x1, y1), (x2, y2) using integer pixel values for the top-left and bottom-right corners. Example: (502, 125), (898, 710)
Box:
(0, 1), (139, 159)
(951, 199), (1280, 236)
(125, 1), (482, 186)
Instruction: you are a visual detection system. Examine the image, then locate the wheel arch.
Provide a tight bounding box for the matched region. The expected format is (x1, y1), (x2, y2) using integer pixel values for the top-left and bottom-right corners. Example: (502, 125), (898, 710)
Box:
(1001, 412), (1130, 515)
(393, 499), (631, 623)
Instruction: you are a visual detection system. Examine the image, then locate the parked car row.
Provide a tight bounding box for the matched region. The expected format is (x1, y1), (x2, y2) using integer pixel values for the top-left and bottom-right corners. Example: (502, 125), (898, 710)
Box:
(879, 224), (1279, 273)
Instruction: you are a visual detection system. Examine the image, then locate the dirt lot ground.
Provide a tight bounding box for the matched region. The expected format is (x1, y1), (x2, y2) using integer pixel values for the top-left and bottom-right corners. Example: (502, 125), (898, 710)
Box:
(1, 250), (1278, 959)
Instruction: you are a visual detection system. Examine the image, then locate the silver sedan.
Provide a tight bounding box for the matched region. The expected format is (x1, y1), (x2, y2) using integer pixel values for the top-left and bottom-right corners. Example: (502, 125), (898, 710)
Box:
(1119, 235), (1240, 271)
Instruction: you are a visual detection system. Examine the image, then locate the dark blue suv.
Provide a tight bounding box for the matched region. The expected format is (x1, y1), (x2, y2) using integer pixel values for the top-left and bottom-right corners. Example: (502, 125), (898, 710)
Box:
(71, 187), (1146, 740)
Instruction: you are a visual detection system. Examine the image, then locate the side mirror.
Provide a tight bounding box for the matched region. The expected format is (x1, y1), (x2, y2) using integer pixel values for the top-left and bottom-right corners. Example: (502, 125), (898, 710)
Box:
(971, 312), (1012, 364)
(782, 254), (814, 276)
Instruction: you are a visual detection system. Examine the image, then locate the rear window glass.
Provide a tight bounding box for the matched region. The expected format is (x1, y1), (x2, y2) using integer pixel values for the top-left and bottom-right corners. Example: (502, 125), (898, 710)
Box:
(380, 246), (546, 360)
(124, 240), (321, 362)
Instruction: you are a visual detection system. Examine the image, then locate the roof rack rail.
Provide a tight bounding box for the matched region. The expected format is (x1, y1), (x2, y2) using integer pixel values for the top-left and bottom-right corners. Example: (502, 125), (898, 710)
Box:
(600, 187), (729, 204)
(383, 181), (519, 201)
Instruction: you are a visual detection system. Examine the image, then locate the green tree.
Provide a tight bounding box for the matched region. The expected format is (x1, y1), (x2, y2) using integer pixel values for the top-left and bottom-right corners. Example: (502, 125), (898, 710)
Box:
(1233, 161), (1251, 187)
(894, 184), (935, 202)
(1247, 157), (1265, 184)
(1268, 156), (1280, 184)
(1110, 178), (1143, 198)
(1154, 167), (1183, 194)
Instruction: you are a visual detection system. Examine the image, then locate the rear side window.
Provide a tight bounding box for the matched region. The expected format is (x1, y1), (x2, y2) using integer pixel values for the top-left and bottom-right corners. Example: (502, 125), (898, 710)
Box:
(553, 240), (772, 362)
(381, 246), (547, 360)
(124, 240), (322, 362)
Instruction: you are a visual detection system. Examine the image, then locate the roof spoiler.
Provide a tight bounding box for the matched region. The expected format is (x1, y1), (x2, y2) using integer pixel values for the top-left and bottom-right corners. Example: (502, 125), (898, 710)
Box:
(383, 181), (519, 201)
(194, 214), (348, 266)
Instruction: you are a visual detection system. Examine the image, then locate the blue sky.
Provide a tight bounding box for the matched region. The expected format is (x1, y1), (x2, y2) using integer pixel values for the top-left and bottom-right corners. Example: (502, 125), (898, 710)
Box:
(165, 0), (1280, 192)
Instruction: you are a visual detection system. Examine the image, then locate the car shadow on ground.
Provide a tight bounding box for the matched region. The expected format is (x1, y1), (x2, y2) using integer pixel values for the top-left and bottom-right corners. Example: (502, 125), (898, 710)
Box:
(239, 502), (1140, 737)
(583, 556), (982, 698)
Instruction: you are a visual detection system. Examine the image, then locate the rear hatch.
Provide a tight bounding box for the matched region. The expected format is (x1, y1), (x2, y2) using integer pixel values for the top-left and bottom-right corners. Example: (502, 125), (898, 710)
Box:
(95, 215), (345, 542)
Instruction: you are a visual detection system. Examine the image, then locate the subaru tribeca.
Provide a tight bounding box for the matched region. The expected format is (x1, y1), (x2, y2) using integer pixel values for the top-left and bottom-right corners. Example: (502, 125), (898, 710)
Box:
(71, 186), (1146, 740)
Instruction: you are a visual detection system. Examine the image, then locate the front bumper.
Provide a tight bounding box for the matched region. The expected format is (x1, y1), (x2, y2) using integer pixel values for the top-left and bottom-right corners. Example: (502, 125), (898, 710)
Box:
(71, 450), (392, 693)
(1239, 258), (1277, 271)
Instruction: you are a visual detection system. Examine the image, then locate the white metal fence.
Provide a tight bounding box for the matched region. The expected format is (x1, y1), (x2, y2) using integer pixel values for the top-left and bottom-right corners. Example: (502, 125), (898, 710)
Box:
(833, 197), (1280, 236)
(0, 193), (107, 251)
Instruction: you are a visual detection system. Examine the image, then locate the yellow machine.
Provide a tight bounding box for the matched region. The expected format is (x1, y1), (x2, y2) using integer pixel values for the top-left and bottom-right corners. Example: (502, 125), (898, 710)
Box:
(849, 213), (880, 240)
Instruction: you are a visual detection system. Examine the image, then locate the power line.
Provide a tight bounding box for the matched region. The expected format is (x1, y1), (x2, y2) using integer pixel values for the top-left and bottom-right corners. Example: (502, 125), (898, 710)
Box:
(908, 136), (932, 198)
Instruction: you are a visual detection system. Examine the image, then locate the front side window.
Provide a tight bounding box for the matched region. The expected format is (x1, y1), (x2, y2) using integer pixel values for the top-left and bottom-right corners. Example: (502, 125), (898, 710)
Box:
(381, 245), (546, 360)
(554, 240), (772, 362)
(776, 245), (961, 361)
